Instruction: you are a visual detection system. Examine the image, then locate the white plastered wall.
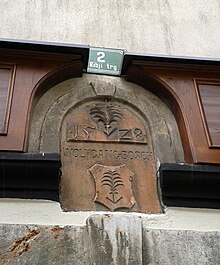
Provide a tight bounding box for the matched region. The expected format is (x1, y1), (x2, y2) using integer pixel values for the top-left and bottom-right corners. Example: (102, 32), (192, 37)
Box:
(1, 0), (220, 57)
(1, 199), (220, 232)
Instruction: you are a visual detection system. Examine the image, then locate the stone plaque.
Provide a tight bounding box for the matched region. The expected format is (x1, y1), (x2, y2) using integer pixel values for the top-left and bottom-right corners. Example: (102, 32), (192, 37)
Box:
(60, 99), (161, 213)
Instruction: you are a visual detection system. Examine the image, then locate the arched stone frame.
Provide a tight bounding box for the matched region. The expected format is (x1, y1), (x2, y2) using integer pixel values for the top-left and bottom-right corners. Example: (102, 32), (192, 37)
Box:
(28, 74), (184, 165)
(27, 74), (184, 213)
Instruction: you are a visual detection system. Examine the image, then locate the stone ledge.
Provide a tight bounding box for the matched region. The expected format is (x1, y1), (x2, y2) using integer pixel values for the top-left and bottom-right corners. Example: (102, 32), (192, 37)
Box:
(0, 215), (219, 265)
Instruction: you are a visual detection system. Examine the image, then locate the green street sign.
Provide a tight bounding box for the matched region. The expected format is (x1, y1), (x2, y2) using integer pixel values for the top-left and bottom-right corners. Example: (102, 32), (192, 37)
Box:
(87, 47), (124, 76)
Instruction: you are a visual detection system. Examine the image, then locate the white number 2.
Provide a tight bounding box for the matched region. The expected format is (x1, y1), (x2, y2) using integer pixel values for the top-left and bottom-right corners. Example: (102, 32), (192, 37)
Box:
(97, 51), (105, 63)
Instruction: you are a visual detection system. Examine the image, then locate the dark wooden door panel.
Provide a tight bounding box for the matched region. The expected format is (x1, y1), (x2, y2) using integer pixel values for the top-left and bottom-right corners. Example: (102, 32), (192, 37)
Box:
(0, 49), (83, 151)
(125, 62), (220, 164)
(196, 83), (220, 148)
(0, 65), (15, 135)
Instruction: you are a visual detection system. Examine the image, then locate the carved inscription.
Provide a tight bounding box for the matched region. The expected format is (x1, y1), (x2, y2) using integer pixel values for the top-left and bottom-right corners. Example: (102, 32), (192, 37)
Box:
(66, 103), (147, 143)
(61, 100), (161, 213)
(62, 147), (154, 161)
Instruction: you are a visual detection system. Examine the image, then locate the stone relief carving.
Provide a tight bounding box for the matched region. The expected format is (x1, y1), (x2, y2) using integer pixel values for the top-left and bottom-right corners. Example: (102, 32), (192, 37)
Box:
(28, 76), (184, 213)
(89, 164), (136, 211)
(60, 99), (161, 213)
(66, 103), (147, 144)
(89, 104), (122, 136)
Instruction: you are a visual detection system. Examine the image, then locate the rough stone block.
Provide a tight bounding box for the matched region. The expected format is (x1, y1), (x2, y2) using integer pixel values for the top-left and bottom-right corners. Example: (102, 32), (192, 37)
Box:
(0, 214), (219, 264)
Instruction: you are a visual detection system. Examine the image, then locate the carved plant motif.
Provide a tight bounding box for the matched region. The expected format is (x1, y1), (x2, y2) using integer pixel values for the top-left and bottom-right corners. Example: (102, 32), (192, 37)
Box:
(101, 170), (124, 204)
(89, 164), (136, 211)
(89, 105), (122, 136)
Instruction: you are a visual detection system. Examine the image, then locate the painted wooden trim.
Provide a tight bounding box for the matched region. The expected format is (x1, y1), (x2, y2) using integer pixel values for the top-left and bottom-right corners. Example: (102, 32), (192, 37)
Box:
(0, 64), (16, 135)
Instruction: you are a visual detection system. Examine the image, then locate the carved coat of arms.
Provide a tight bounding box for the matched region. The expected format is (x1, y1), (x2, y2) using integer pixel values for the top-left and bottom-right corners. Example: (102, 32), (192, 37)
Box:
(88, 164), (136, 211)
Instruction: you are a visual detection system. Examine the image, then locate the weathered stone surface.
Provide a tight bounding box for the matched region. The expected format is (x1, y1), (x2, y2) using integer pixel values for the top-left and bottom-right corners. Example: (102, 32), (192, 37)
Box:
(0, 214), (219, 265)
(28, 75), (183, 214)
(28, 75), (184, 164)
(0, 224), (90, 265)
(142, 228), (220, 265)
(0, 215), (142, 265)
(87, 214), (142, 264)
(60, 98), (161, 213)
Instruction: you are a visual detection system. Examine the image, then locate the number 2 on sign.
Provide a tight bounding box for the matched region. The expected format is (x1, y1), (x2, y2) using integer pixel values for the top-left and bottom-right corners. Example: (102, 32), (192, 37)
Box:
(97, 52), (105, 63)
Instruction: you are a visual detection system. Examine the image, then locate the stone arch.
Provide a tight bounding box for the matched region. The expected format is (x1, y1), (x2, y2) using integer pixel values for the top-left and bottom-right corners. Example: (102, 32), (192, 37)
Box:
(28, 74), (184, 213)
(28, 74), (184, 163)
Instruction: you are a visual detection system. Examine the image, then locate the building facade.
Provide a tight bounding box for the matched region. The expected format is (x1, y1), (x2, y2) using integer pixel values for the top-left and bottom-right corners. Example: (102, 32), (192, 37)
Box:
(0, 1), (220, 264)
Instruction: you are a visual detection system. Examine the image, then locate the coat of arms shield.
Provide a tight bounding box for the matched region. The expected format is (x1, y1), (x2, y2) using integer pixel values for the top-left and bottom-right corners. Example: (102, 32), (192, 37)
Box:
(88, 164), (136, 211)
